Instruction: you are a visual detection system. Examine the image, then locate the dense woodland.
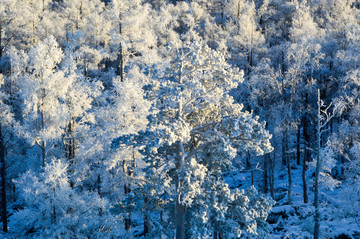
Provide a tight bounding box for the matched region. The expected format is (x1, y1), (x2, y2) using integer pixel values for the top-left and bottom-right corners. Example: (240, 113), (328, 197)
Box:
(0, 0), (360, 238)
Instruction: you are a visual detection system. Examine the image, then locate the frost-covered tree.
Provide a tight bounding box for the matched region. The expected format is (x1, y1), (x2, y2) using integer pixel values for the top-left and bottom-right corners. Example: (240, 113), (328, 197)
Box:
(77, 66), (152, 234)
(9, 159), (108, 238)
(11, 36), (66, 168)
(114, 42), (273, 239)
(106, 0), (157, 80)
(312, 89), (343, 239)
(59, 44), (103, 187)
(225, 0), (266, 75)
(10, 36), (102, 169)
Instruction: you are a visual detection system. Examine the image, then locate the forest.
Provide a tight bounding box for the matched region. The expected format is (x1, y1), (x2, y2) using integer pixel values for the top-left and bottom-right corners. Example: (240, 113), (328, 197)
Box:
(0, 0), (360, 238)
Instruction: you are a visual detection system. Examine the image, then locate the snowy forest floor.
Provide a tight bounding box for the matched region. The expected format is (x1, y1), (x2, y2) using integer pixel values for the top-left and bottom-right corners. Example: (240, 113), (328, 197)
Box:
(114, 160), (360, 239)
(234, 163), (360, 239)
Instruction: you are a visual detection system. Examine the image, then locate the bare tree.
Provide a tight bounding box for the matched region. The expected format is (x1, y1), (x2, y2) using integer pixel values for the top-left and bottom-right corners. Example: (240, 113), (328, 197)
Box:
(314, 89), (343, 239)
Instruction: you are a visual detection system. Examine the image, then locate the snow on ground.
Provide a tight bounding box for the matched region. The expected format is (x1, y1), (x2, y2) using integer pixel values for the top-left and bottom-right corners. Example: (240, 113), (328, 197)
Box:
(227, 160), (360, 238)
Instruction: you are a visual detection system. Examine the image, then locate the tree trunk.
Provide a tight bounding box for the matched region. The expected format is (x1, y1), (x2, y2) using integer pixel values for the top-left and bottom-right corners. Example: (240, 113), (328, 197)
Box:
(282, 130), (287, 165)
(40, 89), (46, 168)
(287, 150), (292, 205)
(302, 93), (309, 204)
(246, 151), (254, 186)
(283, 124), (292, 204)
(296, 126), (301, 165)
(68, 119), (75, 164)
(40, 108), (46, 168)
(0, 124), (8, 232)
(175, 56), (186, 239)
(175, 196), (186, 239)
(143, 197), (151, 236)
(118, 43), (125, 82)
(51, 187), (56, 224)
(314, 89), (321, 239)
(117, 19), (125, 81)
(263, 154), (268, 194)
(270, 152), (275, 199)
(97, 174), (103, 216)
(66, 118), (75, 188)
(175, 141), (186, 239)
(123, 160), (132, 232)
(302, 149), (309, 204)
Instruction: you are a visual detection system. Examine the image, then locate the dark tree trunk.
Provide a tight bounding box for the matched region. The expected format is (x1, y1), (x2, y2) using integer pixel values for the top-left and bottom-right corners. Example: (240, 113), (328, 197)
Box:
(246, 151), (254, 186)
(296, 126), (301, 165)
(175, 197), (185, 239)
(51, 187), (56, 224)
(117, 19), (125, 81)
(263, 154), (269, 194)
(283, 124), (292, 204)
(118, 43), (125, 82)
(302, 93), (309, 203)
(0, 124), (8, 232)
(175, 141), (186, 239)
(66, 118), (75, 188)
(287, 151), (292, 205)
(303, 149), (309, 204)
(314, 89), (321, 239)
(143, 197), (151, 236)
(40, 108), (46, 168)
(123, 160), (132, 232)
(282, 132), (287, 166)
(39, 89), (46, 168)
(270, 152), (275, 199)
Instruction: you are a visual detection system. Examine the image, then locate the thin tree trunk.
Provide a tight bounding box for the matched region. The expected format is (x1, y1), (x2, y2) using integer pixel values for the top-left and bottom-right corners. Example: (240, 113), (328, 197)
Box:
(0, 124), (8, 232)
(175, 57), (186, 239)
(296, 126), (301, 165)
(97, 174), (103, 216)
(76, 0), (83, 30)
(40, 108), (46, 168)
(123, 160), (132, 232)
(117, 18), (125, 81)
(303, 149), (309, 204)
(175, 141), (186, 239)
(282, 131), (287, 166)
(283, 124), (292, 204)
(118, 43), (125, 82)
(263, 154), (268, 194)
(314, 89), (321, 239)
(39, 88), (46, 168)
(340, 155), (346, 179)
(287, 150), (292, 205)
(51, 187), (56, 224)
(246, 151), (254, 186)
(143, 197), (150, 236)
(302, 93), (309, 203)
(270, 152), (275, 199)
(66, 117), (76, 188)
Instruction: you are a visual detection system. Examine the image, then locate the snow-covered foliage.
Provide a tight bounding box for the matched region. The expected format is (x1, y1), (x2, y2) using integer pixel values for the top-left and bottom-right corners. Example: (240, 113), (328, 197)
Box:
(1, 0), (360, 238)
(111, 42), (274, 237)
(10, 159), (109, 238)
